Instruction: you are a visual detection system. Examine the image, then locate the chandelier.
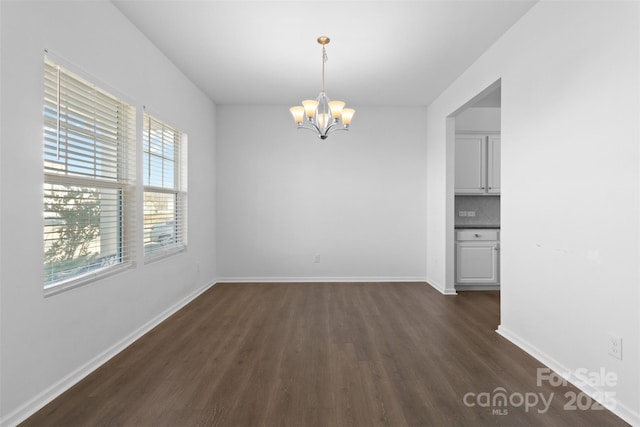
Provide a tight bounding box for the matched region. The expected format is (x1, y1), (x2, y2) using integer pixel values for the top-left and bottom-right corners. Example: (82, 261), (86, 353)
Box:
(289, 36), (355, 140)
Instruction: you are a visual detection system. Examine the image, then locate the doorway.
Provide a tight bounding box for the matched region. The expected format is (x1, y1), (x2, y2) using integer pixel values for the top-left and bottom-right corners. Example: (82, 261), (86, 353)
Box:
(449, 81), (501, 293)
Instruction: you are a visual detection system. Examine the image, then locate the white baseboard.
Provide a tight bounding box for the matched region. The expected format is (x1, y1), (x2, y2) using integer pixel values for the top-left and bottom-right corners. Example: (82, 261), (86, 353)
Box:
(425, 277), (457, 295)
(214, 276), (426, 284)
(215, 277), (460, 298)
(1, 280), (217, 427)
(455, 284), (500, 291)
(497, 325), (640, 427)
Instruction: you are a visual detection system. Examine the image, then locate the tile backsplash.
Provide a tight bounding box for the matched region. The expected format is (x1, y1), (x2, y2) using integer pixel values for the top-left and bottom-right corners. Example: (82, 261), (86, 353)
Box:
(455, 195), (500, 227)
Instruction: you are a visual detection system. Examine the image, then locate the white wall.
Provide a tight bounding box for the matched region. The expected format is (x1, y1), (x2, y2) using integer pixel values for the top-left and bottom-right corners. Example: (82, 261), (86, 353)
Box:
(455, 107), (500, 132)
(0, 1), (216, 424)
(216, 105), (427, 282)
(426, 1), (639, 424)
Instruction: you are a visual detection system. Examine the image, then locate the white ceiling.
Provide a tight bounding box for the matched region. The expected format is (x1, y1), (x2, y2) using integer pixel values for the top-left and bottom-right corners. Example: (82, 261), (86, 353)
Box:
(112, 0), (536, 107)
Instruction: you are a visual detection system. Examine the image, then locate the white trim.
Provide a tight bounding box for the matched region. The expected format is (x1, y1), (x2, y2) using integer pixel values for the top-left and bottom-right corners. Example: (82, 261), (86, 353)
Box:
(44, 49), (136, 106)
(426, 277), (457, 295)
(44, 261), (135, 298)
(454, 284), (500, 291)
(1, 280), (217, 427)
(143, 245), (186, 265)
(496, 325), (640, 427)
(214, 276), (426, 284)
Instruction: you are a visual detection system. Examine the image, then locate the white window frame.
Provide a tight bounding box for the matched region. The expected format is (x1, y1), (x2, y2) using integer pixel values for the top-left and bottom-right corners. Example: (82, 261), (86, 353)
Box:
(142, 112), (187, 262)
(43, 56), (136, 295)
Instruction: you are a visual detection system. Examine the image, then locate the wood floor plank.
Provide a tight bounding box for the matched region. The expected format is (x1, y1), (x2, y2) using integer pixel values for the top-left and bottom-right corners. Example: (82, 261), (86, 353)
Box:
(20, 282), (629, 426)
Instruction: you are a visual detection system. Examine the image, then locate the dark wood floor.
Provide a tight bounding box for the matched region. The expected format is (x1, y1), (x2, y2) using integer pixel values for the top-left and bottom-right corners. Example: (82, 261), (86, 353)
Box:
(22, 282), (628, 426)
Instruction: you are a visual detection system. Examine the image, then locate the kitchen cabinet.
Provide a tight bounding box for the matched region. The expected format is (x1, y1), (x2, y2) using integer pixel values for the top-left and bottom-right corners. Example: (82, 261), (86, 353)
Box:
(456, 229), (499, 289)
(487, 135), (500, 194)
(455, 133), (500, 194)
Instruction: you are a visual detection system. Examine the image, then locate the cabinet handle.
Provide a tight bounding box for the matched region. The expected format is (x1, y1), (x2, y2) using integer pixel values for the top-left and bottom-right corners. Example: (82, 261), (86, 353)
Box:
(475, 233), (481, 237)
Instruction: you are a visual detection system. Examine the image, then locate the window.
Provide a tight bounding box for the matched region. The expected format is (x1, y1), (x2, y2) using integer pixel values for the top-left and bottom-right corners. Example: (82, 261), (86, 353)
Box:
(43, 59), (136, 292)
(143, 113), (187, 259)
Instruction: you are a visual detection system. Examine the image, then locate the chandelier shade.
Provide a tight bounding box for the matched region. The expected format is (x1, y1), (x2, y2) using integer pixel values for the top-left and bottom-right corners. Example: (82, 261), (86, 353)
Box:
(289, 36), (355, 140)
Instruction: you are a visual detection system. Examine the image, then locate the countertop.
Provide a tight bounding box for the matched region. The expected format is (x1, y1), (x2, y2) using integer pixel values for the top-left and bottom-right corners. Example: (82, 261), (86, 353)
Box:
(454, 225), (500, 229)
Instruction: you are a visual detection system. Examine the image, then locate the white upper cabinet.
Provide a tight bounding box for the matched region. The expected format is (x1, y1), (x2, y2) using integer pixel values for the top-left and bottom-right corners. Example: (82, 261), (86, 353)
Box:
(455, 135), (486, 194)
(455, 133), (500, 195)
(487, 135), (501, 194)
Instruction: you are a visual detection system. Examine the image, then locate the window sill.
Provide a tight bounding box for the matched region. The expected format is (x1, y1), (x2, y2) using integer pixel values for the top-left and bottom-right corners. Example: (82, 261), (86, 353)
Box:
(44, 262), (134, 298)
(144, 245), (186, 265)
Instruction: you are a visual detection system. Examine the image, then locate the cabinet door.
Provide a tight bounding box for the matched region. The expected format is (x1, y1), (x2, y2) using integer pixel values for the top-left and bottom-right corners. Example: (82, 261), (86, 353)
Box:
(487, 135), (501, 194)
(455, 135), (486, 194)
(456, 242), (499, 284)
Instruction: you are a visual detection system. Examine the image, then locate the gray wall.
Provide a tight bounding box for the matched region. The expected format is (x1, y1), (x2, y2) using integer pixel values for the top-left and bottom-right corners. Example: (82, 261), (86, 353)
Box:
(426, 1), (639, 422)
(216, 105), (428, 281)
(1, 2), (217, 423)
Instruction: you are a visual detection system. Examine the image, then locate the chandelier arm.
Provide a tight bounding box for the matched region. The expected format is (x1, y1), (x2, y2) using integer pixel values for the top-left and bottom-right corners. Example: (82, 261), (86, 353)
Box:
(309, 120), (323, 135)
(297, 122), (322, 135)
(325, 119), (349, 134)
(324, 121), (339, 135)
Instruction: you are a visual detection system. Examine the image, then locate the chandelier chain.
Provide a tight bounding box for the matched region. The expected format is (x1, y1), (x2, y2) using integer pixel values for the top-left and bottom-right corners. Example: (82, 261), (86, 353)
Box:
(321, 45), (328, 93)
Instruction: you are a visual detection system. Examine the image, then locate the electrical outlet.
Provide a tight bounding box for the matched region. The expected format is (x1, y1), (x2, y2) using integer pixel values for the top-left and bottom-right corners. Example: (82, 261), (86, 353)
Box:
(314, 253), (321, 263)
(458, 211), (467, 217)
(467, 211), (476, 217)
(608, 334), (622, 360)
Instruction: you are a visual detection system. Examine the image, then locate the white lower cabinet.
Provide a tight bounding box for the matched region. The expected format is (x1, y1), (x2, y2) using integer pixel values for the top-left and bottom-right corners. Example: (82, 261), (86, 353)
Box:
(456, 229), (499, 289)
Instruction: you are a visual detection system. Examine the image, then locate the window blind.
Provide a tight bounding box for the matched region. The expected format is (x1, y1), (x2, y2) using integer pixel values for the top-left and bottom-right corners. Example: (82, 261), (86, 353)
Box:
(43, 59), (136, 291)
(143, 113), (187, 259)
